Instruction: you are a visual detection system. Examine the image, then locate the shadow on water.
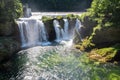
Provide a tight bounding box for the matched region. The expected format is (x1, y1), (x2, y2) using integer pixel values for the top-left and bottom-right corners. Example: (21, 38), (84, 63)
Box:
(0, 52), (28, 80)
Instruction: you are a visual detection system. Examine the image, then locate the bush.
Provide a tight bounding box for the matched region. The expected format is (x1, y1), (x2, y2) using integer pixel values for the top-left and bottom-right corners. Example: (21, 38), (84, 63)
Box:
(75, 37), (95, 51)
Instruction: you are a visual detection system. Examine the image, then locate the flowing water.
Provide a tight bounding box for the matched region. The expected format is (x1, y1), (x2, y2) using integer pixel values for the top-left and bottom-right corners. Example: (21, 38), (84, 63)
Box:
(17, 19), (50, 48)
(0, 12), (120, 80)
(0, 42), (120, 80)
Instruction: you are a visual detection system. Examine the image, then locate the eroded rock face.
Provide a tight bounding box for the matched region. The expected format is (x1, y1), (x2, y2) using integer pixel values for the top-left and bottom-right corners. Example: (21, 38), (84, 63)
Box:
(80, 16), (97, 38)
(0, 21), (21, 69)
(92, 27), (120, 45)
(43, 19), (56, 41)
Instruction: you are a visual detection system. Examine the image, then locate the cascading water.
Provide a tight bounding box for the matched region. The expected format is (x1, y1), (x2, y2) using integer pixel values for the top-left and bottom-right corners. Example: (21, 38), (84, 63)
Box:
(53, 20), (62, 42)
(17, 19), (49, 47)
(1, 13), (120, 80)
(74, 19), (82, 40)
(75, 19), (82, 31)
(53, 18), (82, 42)
(63, 19), (69, 40)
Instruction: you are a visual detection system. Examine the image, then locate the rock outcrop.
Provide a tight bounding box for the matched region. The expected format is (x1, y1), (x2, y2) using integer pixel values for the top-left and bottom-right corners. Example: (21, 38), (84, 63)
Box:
(92, 27), (120, 46)
(0, 21), (21, 66)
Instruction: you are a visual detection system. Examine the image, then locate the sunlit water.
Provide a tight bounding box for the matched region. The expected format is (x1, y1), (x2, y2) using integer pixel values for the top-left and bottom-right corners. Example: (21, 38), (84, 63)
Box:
(0, 41), (120, 80)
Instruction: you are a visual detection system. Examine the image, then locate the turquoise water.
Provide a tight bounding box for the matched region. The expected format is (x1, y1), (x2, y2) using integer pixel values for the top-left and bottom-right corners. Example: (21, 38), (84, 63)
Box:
(0, 43), (120, 80)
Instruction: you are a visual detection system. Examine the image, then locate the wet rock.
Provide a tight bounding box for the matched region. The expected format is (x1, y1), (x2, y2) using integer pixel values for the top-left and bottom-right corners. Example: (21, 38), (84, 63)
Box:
(80, 16), (97, 38)
(43, 19), (56, 41)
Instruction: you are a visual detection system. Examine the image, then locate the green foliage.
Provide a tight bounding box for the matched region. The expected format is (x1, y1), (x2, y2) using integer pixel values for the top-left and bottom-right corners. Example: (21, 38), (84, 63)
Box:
(66, 14), (78, 19)
(79, 12), (91, 22)
(56, 15), (63, 20)
(88, 0), (120, 27)
(75, 37), (95, 51)
(0, 0), (23, 22)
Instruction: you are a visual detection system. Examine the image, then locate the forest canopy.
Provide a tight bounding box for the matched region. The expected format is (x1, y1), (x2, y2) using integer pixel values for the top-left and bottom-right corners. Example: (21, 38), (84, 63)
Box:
(21, 0), (92, 12)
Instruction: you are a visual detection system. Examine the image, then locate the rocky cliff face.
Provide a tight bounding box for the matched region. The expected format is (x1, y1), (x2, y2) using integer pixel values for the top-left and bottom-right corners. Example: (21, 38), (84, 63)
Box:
(75, 15), (120, 47)
(0, 21), (21, 67)
(92, 27), (120, 46)
(74, 15), (120, 62)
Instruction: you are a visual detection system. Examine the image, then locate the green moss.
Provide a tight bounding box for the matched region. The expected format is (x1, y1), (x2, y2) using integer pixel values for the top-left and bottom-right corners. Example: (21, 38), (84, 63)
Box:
(42, 16), (53, 22)
(56, 15), (63, 20)
(66, 14), (78, 19)
(79, 12), (91, 22)
(89, 44), (120, 62)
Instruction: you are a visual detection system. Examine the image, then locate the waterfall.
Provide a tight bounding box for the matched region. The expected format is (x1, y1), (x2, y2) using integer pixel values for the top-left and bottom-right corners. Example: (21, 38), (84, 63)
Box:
(17, 19), (49, 47)
(53, 18), (82, 42)
(75, 19), (81, 29)
(63, 19), (69, 40)
(75, 19), (82, 40)
(53, 20), (61, 42)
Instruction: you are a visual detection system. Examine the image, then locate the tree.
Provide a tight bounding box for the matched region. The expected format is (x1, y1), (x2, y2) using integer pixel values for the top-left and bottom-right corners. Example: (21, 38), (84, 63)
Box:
(88, 0), (120, 27)
(0, 0), (23, 22)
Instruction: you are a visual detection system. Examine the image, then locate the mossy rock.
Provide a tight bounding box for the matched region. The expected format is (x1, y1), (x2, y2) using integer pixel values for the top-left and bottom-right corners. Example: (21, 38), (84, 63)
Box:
(42, 16), (53, 22)
(79, 13), (97, 38)
(0, 37), (20, 63)
(89, 44), (120, 63)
